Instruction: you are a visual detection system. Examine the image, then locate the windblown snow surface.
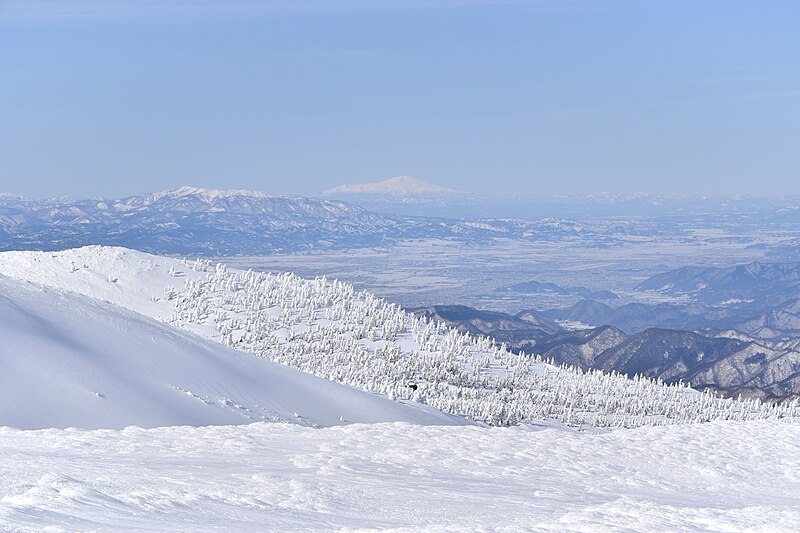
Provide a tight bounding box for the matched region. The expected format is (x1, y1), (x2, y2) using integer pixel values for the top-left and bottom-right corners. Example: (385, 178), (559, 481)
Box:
(2, 421), (800, 531)
(0, 275), (462, 429)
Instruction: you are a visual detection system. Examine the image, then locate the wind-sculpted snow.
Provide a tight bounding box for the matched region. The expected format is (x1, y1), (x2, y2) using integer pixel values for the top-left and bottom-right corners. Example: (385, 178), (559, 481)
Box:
(1, 246), (798, 429)
(1, 420), (799, 531)
(0, 274), (464, 429)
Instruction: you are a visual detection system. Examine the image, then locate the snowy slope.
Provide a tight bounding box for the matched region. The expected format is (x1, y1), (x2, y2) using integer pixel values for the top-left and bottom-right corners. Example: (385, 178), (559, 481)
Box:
(1, 420), (799, 531)
(2, 246), (797, 429)
(0, 275), (464, 429)
(0, 246), (206, 320)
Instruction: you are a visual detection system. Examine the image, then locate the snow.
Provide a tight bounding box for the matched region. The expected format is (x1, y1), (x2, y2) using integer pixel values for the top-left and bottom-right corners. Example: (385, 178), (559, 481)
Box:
(1, 420), (798, 531)
(118, 186), (271, 207)
(1, 246), (796, 429)
(0, 246), (197, 321)
(1, 246), (799, 530)
(323, 175), (457, 196)
(0, 275), (464, 429)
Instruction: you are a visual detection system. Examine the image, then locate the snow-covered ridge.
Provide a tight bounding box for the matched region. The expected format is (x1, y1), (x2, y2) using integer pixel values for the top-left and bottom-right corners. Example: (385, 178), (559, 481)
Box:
(0, 271), (462, 430)
(1, 246), (798, 429)
(115, 185), (272, 208)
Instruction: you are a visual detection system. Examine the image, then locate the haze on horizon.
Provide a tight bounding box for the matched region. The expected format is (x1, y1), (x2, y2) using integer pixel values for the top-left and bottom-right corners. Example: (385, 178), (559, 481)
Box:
(1, 0), (798, 200)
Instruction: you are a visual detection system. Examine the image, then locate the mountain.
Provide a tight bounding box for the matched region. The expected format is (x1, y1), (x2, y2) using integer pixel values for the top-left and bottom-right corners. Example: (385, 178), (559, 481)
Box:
(539, 296), (800, 343)
(0, 186), (628, 255)
(492, 193), (800, 218)
(323, 176), (458, 196)
(496, 279), (618, 300)
(636, 261), (800, 306)
(732, 298), (800, 339)
(531, 326), (629, 369)
(539, 299), (717, 334)
(593, 328), (800, 400)
(416, 303), (800, 400)
(546, 326), (800, 401)
(0, 186), (396, 255)
(408, 304), (563, 346)
(2, 246), (787, 428)
(527, 261), (800, 341)
(593, 328), (746, 379)
(0, 273), (461, 430)
(321, 186), (800, 219)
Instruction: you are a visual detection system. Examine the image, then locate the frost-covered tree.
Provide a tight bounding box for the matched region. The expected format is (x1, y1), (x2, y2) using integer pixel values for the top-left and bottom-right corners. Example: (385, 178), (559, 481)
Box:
(162, 262), (800, 429)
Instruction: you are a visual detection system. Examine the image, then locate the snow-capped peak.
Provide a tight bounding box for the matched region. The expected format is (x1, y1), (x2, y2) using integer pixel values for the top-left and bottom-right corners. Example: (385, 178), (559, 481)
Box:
(107, 186), (278, 212)
(323, 176), (458, 196)
(133, 186), (271, 204)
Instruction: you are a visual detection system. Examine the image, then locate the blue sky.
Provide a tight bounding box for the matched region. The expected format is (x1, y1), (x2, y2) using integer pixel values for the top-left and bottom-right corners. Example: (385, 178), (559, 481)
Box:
(1, 0), (798, 199)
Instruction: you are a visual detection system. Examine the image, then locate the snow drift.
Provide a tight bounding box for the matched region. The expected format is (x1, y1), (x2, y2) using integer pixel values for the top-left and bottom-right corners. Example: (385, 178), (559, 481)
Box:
(1, 420), (799, 531)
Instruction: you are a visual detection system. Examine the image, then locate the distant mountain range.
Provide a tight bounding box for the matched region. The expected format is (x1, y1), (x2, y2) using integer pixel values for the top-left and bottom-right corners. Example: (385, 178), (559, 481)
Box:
(410, 258), (800, 400)
(0, 186), (629, 255)
(523, 261), (800, 341)
(410, 305), (563, 346)
(411, 304), (800, 400)
(636, 261), (800, 307)
(5, 185), (796, 254)
(496, 279), (618, 301)
(5, 184), (800, 401)
(321, 178), (800, 219)
(0, 186), (394, 255)
(535, 297), (800, 341)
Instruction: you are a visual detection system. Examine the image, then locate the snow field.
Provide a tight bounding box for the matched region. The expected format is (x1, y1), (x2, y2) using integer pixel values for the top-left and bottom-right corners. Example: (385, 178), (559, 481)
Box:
(0, 274), (464, 429)
(1, 246), (797, 429)
(1, 420), (798, 532)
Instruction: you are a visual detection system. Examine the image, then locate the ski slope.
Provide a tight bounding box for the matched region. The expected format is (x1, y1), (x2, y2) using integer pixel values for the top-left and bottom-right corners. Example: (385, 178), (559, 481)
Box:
(1, 420), (798, 531)
(0, 275), (463, 429)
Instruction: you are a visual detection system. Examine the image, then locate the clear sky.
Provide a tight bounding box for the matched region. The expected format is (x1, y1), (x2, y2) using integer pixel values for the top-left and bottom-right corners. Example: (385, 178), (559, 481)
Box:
(1, 0), (799, 199)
